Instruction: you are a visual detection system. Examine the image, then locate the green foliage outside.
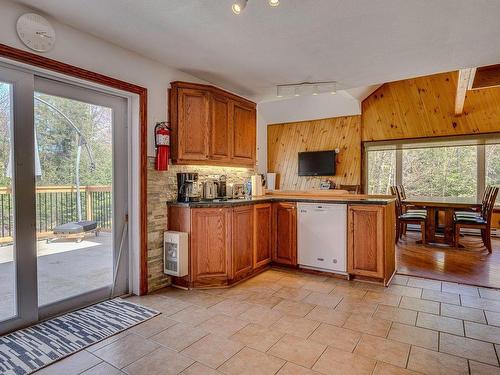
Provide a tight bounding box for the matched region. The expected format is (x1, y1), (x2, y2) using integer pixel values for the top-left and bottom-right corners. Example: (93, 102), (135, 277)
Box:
(367, 150), (395, 195)
(402, 146), (476, 198)
(0, 84), (112, 187)
(0, 83), (113, 233)
(367, 145), (500, 199)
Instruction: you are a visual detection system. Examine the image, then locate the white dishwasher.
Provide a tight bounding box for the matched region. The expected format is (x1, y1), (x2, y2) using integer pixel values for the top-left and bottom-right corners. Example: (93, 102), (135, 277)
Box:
(297, 203), (347, 274)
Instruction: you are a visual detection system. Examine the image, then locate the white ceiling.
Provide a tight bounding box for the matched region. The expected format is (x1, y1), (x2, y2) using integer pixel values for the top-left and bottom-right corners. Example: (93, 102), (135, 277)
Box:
(13, 0), (500, 102)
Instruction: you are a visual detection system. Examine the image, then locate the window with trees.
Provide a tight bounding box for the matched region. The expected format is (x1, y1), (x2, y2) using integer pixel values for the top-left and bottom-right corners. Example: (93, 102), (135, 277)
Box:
(365, 136), (500, 200)
(366, 150), (396, 195)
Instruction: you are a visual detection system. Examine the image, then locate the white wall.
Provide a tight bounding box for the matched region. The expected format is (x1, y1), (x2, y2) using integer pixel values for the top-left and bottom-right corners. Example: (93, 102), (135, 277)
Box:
(0, 0), (209, 157)
(258, 92), (361, 125)
(256, 111), (267, 174)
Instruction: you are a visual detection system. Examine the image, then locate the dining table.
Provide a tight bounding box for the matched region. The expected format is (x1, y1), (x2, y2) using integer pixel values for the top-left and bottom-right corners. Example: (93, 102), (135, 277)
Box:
(403, 196), (481, 246)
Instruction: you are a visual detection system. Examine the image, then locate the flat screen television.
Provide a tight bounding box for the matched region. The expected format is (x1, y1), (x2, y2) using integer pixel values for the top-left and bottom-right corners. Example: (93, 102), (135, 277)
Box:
(298, 150), (336, 176)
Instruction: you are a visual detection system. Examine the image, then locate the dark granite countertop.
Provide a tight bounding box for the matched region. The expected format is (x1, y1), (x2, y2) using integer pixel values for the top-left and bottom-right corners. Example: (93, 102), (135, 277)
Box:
(168, 195), (395, 208)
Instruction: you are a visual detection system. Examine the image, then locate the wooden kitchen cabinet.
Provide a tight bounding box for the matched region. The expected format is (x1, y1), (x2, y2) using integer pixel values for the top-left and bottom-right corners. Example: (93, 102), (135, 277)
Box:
(231, 101), (256, 165)
(174, 87), (210, 161)
(210, 94), (231, 161)
(231, 206), (254, 281)
(170, 81), (256, 167)
(272, 202), (297, 266)
(254, 203), (272, 268)
(190, 207), (231, 287)
(347, 204), (396, 285)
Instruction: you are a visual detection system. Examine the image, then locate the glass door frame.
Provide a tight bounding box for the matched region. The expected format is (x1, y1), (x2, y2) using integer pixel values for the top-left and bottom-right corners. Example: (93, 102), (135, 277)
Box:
(0, 65), (38, 334)
(0, 63), (129, 334)
(34, 77), (129, 320)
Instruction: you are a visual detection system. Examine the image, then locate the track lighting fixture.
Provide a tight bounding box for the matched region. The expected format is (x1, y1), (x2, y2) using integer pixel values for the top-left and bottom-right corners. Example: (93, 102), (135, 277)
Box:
(232, 0), (280, 15)
(232, 0), (248, 15)
(276, 81), (338, 98)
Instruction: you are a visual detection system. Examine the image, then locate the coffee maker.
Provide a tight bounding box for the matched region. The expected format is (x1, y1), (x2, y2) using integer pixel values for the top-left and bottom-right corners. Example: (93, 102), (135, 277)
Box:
(177, 173), (200, 202)
(214, 175), (227, 199)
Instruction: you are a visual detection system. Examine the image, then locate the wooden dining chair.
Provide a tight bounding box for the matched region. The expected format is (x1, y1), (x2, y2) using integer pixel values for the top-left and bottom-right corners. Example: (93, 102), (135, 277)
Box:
(454, 186), (499, 252)
(392, 186), (427, 243)
(398, 185), (427, 215)
(455, 186), (492, 218)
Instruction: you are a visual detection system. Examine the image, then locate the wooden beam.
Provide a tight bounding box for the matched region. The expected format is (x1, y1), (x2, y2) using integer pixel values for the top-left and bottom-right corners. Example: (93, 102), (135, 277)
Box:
(455, 68), (474, 115)
(471, 64), (500, 89)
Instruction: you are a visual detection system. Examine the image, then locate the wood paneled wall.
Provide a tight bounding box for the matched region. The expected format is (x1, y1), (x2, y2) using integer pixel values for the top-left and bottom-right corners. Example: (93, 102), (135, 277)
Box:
(362, 71), (500, 141)
(267, 116), (361, 190)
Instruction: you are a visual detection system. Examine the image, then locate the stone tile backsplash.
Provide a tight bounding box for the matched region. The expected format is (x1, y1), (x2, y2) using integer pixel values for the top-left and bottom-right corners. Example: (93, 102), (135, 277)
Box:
(146, 157), (255, 291)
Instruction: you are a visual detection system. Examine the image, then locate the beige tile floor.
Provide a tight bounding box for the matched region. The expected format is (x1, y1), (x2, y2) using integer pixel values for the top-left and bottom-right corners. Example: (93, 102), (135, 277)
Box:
(34, 269), (500, 375)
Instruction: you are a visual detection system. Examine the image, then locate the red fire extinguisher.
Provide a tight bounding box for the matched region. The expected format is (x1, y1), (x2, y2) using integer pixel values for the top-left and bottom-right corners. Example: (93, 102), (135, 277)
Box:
(155, 122), (171, 171)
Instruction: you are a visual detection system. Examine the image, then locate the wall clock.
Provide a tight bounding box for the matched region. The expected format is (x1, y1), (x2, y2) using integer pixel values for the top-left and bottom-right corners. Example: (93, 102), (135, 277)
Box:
(16, 13), (56, 52)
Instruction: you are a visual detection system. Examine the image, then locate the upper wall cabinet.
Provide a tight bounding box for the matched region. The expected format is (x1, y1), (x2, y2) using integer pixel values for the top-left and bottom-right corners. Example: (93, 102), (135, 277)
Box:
(232, 101), (256, 164)
(176, 88), (210, 161)
(169, 81), (257, 167)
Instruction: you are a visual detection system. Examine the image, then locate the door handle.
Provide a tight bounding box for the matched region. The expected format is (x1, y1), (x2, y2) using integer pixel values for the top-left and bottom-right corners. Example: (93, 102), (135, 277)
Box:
(317, 258), (324, 261)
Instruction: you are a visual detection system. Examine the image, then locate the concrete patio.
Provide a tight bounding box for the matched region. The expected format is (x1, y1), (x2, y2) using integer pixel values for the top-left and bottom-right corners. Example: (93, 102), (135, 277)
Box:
(0, 232), (113, 321)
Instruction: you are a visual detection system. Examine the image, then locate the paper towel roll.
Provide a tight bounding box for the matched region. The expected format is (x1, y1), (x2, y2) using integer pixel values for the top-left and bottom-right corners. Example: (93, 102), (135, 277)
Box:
(251, 175), (263, 196)
(266, 173), (276, 190)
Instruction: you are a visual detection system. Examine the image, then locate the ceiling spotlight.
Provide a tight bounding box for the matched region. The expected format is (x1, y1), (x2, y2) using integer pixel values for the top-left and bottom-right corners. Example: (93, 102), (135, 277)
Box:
(232, 0), (248, 14)
(312, 85), (319, 96)
(269, 0), (280, 7)
(294, 87), (300, 97)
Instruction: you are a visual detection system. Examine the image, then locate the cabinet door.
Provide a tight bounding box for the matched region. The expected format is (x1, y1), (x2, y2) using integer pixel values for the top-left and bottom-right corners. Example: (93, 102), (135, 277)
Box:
(231, 205), (254, 280)
(191, 208), (231, 285)
(254, 203), (272, 268)
(347, 205), (384, 278)
(178, 88), (210, 161)
(272, 202), (297, 266)
(231, 101), (256, 164)
(210, 94), (231, 161)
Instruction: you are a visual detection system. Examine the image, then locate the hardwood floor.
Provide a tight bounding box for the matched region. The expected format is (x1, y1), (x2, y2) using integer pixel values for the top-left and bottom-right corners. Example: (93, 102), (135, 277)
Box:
(397, 232), (500, 289)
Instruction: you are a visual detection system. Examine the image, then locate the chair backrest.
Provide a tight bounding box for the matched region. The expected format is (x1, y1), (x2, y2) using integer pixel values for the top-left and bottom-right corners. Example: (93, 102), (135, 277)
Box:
(480, 186), (493, 217)
(484, 186), (499, 224)
(391, 186), (404, 216)
(339, 184), (360, 194)
(398, 185), (407, 200)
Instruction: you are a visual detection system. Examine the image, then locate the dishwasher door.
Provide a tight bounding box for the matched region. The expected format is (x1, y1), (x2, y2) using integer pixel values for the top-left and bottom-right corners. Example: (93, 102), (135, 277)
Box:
(297, 203), (347, 273)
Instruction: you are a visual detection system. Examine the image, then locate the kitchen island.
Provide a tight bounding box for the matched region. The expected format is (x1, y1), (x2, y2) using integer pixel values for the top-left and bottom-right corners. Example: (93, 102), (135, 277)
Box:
(167, 193), (396, 288)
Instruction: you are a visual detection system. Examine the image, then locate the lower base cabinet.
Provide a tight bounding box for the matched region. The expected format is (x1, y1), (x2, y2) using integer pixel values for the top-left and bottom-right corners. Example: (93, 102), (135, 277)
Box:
(190, 208), (231, 287)
(231, 205), (254, 281)
(347, 203), (396, 285)
(272, 202), (297, 266)
(254, 203), (272, 268)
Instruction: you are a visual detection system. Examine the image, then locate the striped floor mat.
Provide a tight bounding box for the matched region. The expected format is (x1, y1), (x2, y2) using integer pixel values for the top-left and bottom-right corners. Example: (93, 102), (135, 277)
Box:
(0, 298), (159, 375)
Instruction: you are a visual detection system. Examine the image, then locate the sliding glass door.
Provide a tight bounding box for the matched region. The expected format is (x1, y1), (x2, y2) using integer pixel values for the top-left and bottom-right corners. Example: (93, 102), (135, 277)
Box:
(34, 77), (129, 319)
(0, 64), (128, 334)
(0, 65), (37, 334)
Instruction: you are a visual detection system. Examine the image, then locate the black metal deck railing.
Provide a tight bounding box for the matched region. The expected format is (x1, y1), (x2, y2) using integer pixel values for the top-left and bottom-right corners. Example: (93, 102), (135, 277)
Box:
(0, 185), (112, 241)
